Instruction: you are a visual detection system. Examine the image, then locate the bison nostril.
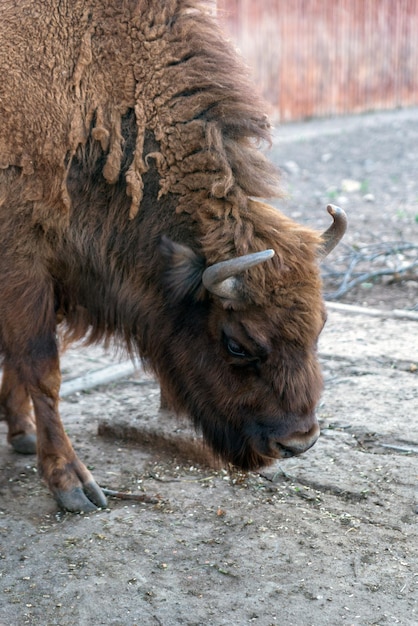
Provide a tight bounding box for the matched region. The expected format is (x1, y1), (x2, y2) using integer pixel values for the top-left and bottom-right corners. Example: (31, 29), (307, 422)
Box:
(273, 422), (320, 457)
(275, 445), (298, 459)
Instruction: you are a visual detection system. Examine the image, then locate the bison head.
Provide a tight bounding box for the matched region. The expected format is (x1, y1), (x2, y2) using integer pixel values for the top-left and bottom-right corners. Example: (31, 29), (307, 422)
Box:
(153, 204), (346, 470)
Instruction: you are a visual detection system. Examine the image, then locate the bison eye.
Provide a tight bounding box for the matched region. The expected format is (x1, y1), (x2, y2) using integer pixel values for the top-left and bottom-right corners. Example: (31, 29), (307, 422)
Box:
(225, 337), (251, 359)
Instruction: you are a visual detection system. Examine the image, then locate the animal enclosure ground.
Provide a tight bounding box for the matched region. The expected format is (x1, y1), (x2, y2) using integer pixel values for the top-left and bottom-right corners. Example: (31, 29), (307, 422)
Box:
(1, 108), (417, 626)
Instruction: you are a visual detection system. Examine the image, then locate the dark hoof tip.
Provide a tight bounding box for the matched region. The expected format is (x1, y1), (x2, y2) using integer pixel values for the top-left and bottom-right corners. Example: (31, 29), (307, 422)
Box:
(55, 484), (108, 513)
(11, 433), (37, 455)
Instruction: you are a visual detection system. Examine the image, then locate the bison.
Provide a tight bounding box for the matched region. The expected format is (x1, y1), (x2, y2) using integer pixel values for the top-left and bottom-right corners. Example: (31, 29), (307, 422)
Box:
(0, 0), (346, 512)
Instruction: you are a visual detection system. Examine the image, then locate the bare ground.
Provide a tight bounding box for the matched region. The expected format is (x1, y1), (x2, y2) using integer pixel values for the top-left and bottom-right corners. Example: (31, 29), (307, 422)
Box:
(1, 108), (417, 626)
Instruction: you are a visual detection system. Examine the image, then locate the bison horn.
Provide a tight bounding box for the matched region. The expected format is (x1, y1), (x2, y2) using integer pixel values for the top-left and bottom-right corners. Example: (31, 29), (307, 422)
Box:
(320, 204), (347, 258)
(202, 249), (275, 300)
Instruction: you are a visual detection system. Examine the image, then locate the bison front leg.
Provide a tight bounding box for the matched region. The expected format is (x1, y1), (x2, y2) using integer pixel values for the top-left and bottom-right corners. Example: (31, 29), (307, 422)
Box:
(23, 339), (107, 512)
(0, 362), (37, 454)
(0, 235), (106, 511)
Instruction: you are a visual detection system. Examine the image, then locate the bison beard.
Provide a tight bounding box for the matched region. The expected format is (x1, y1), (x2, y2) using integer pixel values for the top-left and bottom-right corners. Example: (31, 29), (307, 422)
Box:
(0, 0), (346, 512)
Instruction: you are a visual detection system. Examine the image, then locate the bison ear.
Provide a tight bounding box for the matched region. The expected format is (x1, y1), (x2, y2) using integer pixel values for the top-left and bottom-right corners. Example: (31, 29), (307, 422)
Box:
(160, 236), (206, 302)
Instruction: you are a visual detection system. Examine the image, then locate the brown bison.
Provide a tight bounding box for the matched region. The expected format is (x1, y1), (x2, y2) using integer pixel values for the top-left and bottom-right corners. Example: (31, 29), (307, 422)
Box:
(0, 0), (346, 512)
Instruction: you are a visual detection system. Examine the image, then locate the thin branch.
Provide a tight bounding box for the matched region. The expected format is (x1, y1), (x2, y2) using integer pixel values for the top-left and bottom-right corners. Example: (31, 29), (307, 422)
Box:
(322, 241), (418, 301)
(101, 487), (160, 504)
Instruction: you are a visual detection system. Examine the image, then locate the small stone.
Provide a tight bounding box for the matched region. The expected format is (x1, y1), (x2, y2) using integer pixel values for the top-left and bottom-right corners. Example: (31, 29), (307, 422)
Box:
(363, 193), (375, 202)
(336, 195), (349, 206)
(321, 152), (334, 163)
(282, 160), (300, 175)
(341, 178), (361, 193)
(321, 153), (332, 163)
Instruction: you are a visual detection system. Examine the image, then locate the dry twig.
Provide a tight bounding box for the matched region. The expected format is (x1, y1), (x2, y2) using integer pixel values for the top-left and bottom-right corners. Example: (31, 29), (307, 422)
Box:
(101, 487), (160, 504)
(322, 241), (418, 301)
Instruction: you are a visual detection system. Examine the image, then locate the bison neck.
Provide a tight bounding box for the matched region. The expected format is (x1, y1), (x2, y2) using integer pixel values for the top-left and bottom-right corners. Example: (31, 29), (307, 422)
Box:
(55, 125), (203, 356)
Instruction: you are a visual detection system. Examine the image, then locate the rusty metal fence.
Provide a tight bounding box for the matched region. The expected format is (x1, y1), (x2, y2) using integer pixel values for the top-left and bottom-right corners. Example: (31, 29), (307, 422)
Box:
(217, 0), (418, 121)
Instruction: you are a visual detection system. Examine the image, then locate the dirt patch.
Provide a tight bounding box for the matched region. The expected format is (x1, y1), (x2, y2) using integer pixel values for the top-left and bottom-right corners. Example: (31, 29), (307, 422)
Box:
(1, 109), (417, 626)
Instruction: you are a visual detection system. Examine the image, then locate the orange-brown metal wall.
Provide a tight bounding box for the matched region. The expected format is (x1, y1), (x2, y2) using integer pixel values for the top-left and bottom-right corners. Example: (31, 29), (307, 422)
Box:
(217, 0), (418, 121)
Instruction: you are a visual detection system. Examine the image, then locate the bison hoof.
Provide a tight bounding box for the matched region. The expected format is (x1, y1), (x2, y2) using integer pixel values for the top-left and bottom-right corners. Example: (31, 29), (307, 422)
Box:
(54, 481), (108, 513)
(11, 433), (37, 455)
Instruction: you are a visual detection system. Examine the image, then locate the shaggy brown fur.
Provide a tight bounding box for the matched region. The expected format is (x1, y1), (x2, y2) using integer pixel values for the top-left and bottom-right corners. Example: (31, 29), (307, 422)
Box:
(0, 0), (279, 220)
(0, 1), (332, 512)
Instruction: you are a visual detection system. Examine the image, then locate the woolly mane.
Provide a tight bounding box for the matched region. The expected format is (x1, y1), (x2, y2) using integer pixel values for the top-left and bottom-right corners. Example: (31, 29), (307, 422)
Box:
(85, 0), (283, 219)
(1, 0), (282, 228)
(136, 0), (283, 203)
